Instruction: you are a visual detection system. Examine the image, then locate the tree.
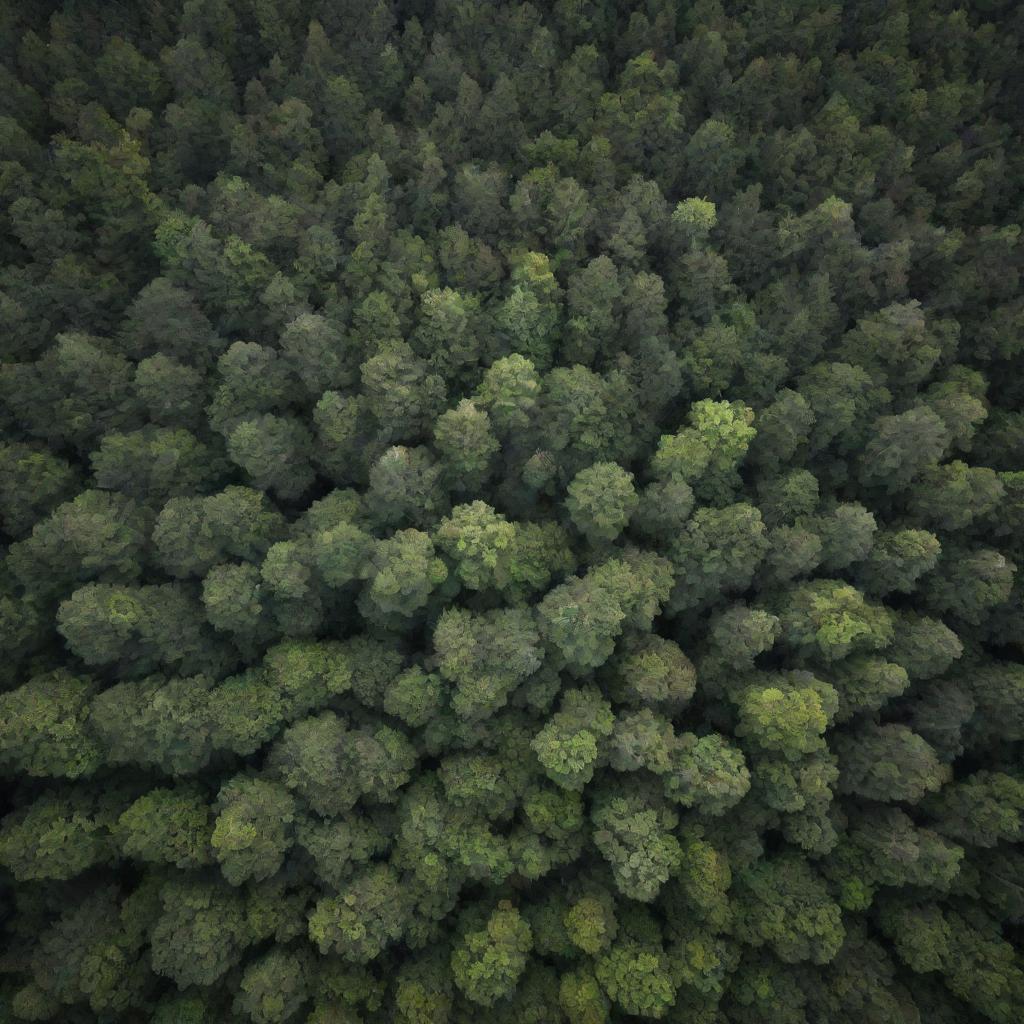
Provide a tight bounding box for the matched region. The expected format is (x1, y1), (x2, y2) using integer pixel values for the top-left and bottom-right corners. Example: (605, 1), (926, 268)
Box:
(631, 475), (695, 542)
(363, 529), (448, 618)
(308, 865), (408, 962)
(775, 580), (894, 663)
(134, 353), (207, 429)
(732, 855), (845, 965)
(922, 546), (1016, 625)
(234, 949), (311, 1024)
(925, 771), (1024, 848)
(211, 775), (296, 885)
(0, 669), (102, 779)
(413, 287), (483, 376)
(451, 901), (533, 1007)
(663, 732), (751, 815)
(532, 688), (614, 790)
(565, 893), (619, 956)
(838, 301), (943, 390)
(279, 312), (353, 395)
(603, 634), (697, 711)
(668, 503), (768, 611)
(560, 968), (611, 1024)
(650, 399), (756, 504)
(394, 952), (454, 1024)
(940, 908), (1024, 1024)
(472, 353), (541, 437)
(1, 333), (141, 452)
(748, 389), (815, 474)
(876, 899), (952, 974)
(91, 425), (223, 503)
(361, 340), (447, 444)
(202, 562), (268, 643)
(908, 461), (1004, 533)
(434, 501), (516, 592)
(0, 788), (119, 882)
(591, 784), (682, 902)
(855, 528), (941, 596)
(537, 365), (639, 476)
(858, 407), (950, 492)
(538, 554), (672, 672)
(433, 399), (499, 493)
(366, 445), (448, 529)
(433, 607), (542, 720)
(496, 252), (561, 370)
(0, 442), (79, 537)
(384, 665), (446, 728)
(595, 940), (676, 1019)
(565, 255), (622, 364)
(227, 414), (316, 501)
(91, 674), (216, 775)
(269, 712), (362, 816)
(757, 469), (819, 527)
(9, 487), (149, 598)
(58, 582), (230, 678)
(150, 878), (251, 988)
(735, 684), (828, 760)
(115, 785), (213, 869)
(153, 486), (285, 578)
(707, 605), (781, 671)
(886, 612), (963, 681)
(829, 657), (910, 722)
(834, 724), (949, 803)
(685, 118), (743, 200)
(565, 462), (638, 543)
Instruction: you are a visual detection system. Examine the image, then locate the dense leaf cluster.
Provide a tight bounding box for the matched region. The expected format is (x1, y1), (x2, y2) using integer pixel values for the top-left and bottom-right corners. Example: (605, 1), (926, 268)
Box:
(1, 1), (1023, 1022)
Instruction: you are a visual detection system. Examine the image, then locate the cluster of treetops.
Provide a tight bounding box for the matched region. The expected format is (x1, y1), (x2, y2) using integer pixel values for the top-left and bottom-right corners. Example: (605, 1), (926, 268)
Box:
(1, 0), (1023, 1021)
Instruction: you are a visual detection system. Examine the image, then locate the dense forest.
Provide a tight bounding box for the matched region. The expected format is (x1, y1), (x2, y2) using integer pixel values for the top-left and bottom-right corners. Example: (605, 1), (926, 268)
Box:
(1, 0), (1023, 1021)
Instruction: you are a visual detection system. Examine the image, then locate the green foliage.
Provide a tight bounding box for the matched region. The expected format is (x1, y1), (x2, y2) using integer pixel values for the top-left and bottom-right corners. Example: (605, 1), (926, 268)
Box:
(154, 486), (286, 578)
(308, 865), (409, 962)
(92, 426), (223, 503)
(565, 895), (618, 956)
(565, 462), (638, 543)
(434, 607), (542, 720)
(433, 400), (499, 493)
(115, 785), (213, 868)
(0, 669), (101, 779)
(211, 775), (296, 886)
(1, 4), (1023, 1021)
(234, 948), (311, 1024)
(150, 879), (250, 988)
(595, 940), (676, 1019)
(0, 442), (80, 536)
(735, 685), (829, 760)
(57, 582), (229, 678)
(451, 902), (533, 1007)
(537, 553), (672, 670)
(664, 732), (752, 815)
(532, 688), (614, 790)
(604, 634), (697, 710)
(364, 529), (448, 617)
(651, 399), (756, 503)
(434, 501), (516, 592)
(834, 724), (949, 803)
(732, 855), (845, 965)
(776, 580), (895, 663)
(8, 489), (149, 598)
(668, 503), (769, 610)
(0, 789), (118, 881)
(591, 786), (682, 902)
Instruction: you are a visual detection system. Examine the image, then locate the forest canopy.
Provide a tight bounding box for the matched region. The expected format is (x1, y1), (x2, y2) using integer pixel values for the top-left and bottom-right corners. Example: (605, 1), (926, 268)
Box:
(1, 1), (1023, 1022)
